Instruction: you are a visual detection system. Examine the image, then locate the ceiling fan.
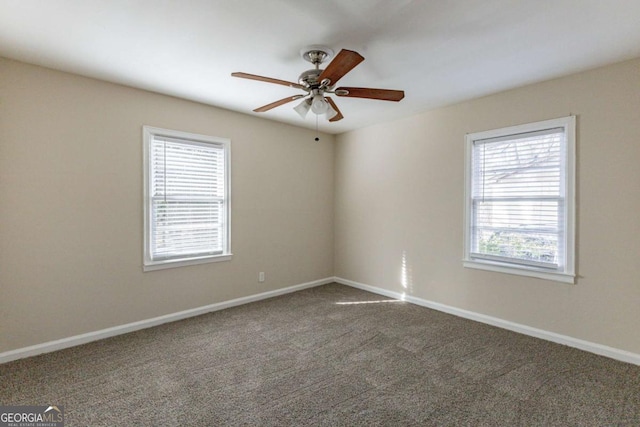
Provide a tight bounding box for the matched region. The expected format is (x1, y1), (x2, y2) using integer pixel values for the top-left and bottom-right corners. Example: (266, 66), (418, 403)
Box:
(231, 46), (405, 122)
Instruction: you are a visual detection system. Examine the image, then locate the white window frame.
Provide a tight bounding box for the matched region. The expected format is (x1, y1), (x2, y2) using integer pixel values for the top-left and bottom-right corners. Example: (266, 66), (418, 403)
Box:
(143, 126), (231, 271)
(463, 116), (576, 284)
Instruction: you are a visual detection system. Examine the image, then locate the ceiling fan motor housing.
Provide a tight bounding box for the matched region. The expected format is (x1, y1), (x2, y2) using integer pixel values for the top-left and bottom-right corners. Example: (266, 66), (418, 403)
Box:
(298, 68), (323, 88)
(299, 46), (335, 89)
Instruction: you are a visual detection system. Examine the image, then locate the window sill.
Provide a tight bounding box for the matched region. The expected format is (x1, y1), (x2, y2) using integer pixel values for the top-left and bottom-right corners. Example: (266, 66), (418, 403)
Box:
(144, 254), (232, 272)
(463, 259), (575, 284)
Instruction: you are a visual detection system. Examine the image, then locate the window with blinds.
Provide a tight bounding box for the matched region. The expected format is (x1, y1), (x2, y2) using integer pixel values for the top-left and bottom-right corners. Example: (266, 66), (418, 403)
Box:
(464, 116), (575, 283)
(143, 127), (231, 271)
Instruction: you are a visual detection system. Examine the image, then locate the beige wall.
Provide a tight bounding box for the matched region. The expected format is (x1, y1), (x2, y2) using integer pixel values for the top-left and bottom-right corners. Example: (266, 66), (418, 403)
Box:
(0, 58), (335, 352)
(335, 58), (640, 354)
(2, 54), (639, 358)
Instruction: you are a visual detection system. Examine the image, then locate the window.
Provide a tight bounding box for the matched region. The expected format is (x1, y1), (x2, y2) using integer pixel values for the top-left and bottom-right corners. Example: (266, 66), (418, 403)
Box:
(143, 126), (231, 271)
(463, 116), (575, 283)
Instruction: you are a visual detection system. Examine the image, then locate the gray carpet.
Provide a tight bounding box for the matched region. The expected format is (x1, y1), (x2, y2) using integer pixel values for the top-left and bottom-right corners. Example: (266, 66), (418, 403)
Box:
(1, 283), (639, 426)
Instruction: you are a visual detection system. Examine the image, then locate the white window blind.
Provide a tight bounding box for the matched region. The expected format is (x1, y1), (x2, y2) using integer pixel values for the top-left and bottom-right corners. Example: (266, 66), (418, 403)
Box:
(472, 127), (564, 268)
(144, 127), (230, 270)
(464, 116), (575, 283)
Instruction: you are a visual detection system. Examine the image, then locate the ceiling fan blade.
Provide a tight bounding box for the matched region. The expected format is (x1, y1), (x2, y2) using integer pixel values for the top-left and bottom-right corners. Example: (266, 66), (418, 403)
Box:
(232, 72), (305, 90)
(335, 87), (405, 102)
(253, 95), (305, 113)
(318, 49), (364, 86)
(324, 97), (344, 122)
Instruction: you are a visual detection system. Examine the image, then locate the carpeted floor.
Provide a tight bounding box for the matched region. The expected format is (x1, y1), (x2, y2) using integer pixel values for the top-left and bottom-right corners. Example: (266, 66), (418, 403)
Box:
(1, 283), (639, 426)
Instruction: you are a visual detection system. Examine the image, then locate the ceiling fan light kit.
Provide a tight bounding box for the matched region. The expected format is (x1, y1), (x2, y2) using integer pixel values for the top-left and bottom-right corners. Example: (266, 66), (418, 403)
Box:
(293, 96), (338, 121)
(311, 94), (328, 114)
(232, 45), (404, 123)
(294, 98), (312, 119)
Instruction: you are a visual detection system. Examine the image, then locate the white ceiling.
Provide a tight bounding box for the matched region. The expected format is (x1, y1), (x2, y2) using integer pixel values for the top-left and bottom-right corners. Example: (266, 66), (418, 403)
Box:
(1, 1), (640, 134)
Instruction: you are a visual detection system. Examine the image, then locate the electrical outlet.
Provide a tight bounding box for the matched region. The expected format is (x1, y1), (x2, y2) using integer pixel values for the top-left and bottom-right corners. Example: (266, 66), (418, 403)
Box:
(258, 272), (265, 283)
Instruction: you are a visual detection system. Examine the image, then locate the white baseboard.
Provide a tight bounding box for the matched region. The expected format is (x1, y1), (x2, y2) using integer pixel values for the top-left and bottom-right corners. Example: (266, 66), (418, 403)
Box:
(6, 276), (638, 367)
(0, 277), (334, 364)
(334, 276), (640, 366)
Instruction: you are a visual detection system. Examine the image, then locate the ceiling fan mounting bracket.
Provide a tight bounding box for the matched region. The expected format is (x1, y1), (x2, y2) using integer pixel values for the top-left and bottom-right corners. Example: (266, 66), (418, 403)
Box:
(300, 45), (334, 66)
